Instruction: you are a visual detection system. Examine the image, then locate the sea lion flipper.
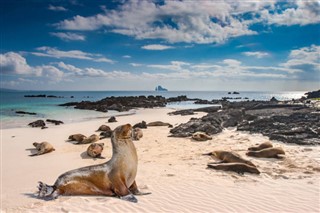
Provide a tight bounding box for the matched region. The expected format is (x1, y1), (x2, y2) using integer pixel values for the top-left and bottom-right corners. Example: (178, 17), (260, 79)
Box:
(121, 194), (138, 203)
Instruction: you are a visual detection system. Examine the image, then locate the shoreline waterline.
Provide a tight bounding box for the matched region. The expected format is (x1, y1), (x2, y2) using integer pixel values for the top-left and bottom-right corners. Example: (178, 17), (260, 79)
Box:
(0, 90), (306, 129)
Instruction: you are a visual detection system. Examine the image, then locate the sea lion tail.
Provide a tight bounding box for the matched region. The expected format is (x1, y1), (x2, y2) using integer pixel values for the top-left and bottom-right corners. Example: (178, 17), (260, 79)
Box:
(37, 181), (57, 199)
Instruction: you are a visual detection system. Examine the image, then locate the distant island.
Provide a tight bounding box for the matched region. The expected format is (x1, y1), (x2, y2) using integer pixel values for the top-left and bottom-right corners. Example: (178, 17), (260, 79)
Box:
(155, 85), (168, 91)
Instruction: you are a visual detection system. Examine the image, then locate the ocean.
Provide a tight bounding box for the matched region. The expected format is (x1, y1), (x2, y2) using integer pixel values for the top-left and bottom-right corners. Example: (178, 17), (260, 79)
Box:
(0, 90), (306, 129)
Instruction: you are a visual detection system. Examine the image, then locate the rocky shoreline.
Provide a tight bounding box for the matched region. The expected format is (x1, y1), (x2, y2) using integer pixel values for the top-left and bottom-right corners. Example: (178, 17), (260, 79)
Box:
(58, 90), (320, 145)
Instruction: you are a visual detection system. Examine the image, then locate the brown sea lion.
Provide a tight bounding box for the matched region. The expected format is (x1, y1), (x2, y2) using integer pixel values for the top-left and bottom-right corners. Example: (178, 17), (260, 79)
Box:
(132, 128), (143, 141)
(77, 134), (100, 144)
(68, 134), (87, 143)
(204, 150), (256, 167)
(37, 124), (150, 203)
(108, 116), (117, 123)
(207, 162), (260, 174)
(246, 147), (285, 159)
(97, 125), (111, 132)
(248, 142), (273, 151)
(147, 121), (173, 128)
(100, 130), (113, 139)
(87, 143), (104, 158)
(30, 142), (55, 156)
(192, 132), (212, 141)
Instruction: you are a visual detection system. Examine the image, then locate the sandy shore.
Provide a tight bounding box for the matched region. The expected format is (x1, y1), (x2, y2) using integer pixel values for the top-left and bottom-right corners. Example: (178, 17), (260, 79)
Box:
(1, 108), (320, 212)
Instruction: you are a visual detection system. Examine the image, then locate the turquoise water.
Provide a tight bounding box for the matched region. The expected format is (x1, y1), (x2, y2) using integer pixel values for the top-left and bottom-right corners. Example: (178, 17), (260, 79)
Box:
(0, 90), (306, 129)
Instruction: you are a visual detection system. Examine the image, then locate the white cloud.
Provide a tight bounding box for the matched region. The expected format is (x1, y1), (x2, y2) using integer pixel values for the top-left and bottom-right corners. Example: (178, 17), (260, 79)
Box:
(55, 1), (320, 44)
(141, 44), (174, 50)
(55, 0), (272, 44)
(280, 44), (320, 80)
(260, 0), (320, 26)
(50, 32), (85, 41)
(122, 55), (131, 58)
(32, 47), (115, 63)
(48, 5), (68, 12)
(0, 52), (34, 75)
(130, 63), (142, 67)
(243, 51), (269, 58)
(0, 52), (64, 81)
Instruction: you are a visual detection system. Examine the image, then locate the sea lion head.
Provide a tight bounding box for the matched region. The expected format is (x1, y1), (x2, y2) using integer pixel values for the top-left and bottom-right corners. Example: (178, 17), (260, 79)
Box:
(112, 124), (133, 140)
(33, 142), (40, 148)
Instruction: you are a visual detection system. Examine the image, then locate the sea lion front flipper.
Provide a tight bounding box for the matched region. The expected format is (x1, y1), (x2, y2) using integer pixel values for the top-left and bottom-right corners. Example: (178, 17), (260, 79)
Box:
(121, 194), (138, 203)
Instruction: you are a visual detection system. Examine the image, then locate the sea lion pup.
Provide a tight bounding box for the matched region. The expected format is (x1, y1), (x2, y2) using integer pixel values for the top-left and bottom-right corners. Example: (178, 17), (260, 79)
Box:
(30, 142), (55, 156)
(192, 132), (212, 141)
(203, 150), (256, 167)
(68, 134), (87, 143)
(147, 121), (173, 128)
(77, 134), (100, 144)
(132, 128), (143, 141)
(37, 124), (150, 203)
(246, 147), (285, 159)
(207, 163), (260, 175)
(87, 143), (104, 158)
(248, 142), (273, 151)
(96, 125), (111, 132)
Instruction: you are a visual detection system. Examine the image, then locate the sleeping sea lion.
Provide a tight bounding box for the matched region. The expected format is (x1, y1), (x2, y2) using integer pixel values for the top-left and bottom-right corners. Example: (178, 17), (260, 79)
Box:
(132, 128), (143, 141)
(147, 121), (173, 128)
(68, 134), (87, 143)
(192, 132), (212, 141)
(203, 150), (256, 167)
(97, 125), (111, 132)
(248, 142), (273, 151)
(30, 142), (55, 156)
(87, 143), (104, 158)
(246, 147), (285, 159)
(207, 162), (260, 174)
(37, 124), (150, 203)
(77, 134), (99, 144)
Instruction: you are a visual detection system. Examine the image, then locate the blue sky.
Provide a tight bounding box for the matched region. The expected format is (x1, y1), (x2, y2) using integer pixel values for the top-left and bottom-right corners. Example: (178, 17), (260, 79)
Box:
(1, 0), (319, 91)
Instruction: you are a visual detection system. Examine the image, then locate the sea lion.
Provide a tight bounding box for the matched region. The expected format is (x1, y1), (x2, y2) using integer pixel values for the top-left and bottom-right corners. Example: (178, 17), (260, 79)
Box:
(132, 128), (143, 141)
(248, 142), (273, 151)
(37, 124), (150, 203)
(204, 150), (256, 167)
(108, 116), (117, 123)
(97, 125), (111, 132)
(192, 132), (212, 141)
(246, 147), (285, 159)
(87, 143), (104, 158)
(77, 134), (100, 144)
(133, 121), (147, 129)
(100, 130), (113, 139)
(147, 121), (173, 128)
(207, 162), (260, 174)
(30, 142), (55, 156)
(68, 134), (87, 143)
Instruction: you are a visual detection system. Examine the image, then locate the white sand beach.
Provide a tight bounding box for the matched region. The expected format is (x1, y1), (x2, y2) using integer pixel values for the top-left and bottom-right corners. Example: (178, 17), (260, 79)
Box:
(1, 108), (319, 212)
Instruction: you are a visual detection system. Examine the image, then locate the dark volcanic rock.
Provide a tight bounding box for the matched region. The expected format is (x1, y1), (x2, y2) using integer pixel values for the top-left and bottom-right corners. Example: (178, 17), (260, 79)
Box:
(169, 106), (222, 116)
(169, 109), (245, 137)
(24, 94), (46, 98)
(46, 119), (64, 125)
(15, 111), (37, 115)
(60, 96), (167, 112)
(28, 120), (46, 128)
(237, 112), (320, 145)
(305, 90), (320, 99)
